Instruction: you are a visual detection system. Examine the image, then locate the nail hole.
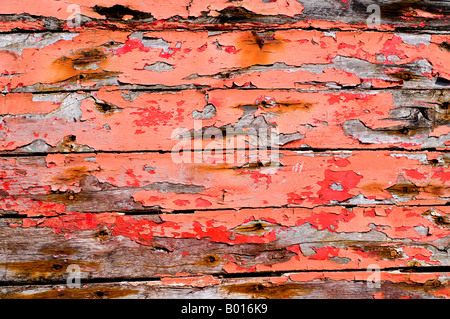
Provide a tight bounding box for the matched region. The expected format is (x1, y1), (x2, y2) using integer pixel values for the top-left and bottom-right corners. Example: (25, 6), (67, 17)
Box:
(429, 159), (439, 165)
(204, 255), (217, 264)
(53, 264), (63, 270)
(96, 229), (109, 241)
(400, 127), (409, 135)
(253, 223), (264, 230)
(255, 284), (265, 291)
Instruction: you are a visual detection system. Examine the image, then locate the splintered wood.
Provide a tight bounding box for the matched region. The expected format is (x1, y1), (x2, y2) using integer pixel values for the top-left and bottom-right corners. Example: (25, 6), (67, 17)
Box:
(0, 0), (449, 299)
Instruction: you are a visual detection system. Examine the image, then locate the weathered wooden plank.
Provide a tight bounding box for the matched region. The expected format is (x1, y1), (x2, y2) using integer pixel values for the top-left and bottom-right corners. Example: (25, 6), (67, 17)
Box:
(1, 0), (449, 300)
(1, 89), (449, 152)
(6, 206), (450, 246)
(0, 206), (449, 282)
(0, 30), (449, 92)
(1, 0), (449, 32)
(0, 272), (449, 299)
(0, 151), (448, 213)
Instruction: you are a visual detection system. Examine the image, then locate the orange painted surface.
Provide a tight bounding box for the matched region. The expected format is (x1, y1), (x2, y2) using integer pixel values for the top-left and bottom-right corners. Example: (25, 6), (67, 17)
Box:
(1, 151), (449, 211)
(0, 30), (449, 90)
(1, 88), (449, 151)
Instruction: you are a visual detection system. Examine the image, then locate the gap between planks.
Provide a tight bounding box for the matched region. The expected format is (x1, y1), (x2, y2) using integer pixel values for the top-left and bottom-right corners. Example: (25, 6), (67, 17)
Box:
(1, 204), (450, 219)
(2, 87), (450, 95)
(1, 23), (450, 35)
(0, 266), (449, 287)
(2, 147), (450, 158)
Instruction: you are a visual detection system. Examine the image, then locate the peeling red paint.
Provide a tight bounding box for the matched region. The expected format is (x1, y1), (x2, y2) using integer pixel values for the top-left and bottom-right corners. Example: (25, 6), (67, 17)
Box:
(2, 88), (448, 152)
(1, 0), (449, 299)
(316, 170), (362, 203)
(0, 30), (448, 91)
(9, 204), (450, 249)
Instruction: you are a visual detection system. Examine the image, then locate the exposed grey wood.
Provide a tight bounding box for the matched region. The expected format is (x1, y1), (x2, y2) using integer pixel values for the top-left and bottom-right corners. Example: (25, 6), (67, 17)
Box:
(0, 217), (448, 283)
(1, 0), (449, 31)
(0, 273), (448, 299)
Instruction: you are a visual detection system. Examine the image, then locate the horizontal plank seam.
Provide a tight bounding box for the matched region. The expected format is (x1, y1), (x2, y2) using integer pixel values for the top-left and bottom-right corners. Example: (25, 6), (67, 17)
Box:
(1, 147), (450, 157)
(2, 87), (450, 95)
(1, 266), (449, 287)
(2, 203), (450, 219)
(1, 24), (450, 34)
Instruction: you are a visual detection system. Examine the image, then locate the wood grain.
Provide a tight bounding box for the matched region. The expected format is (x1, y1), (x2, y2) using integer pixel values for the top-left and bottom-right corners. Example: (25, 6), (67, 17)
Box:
(1, 0), (449, 31)
(0, 151), (449, 213)
(0, 0), (449, 299)
(1, 206), (449, 283)
(1, 272), (449, 299)
(0, 30), (449, 92)
(1, 89), (449, 152)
